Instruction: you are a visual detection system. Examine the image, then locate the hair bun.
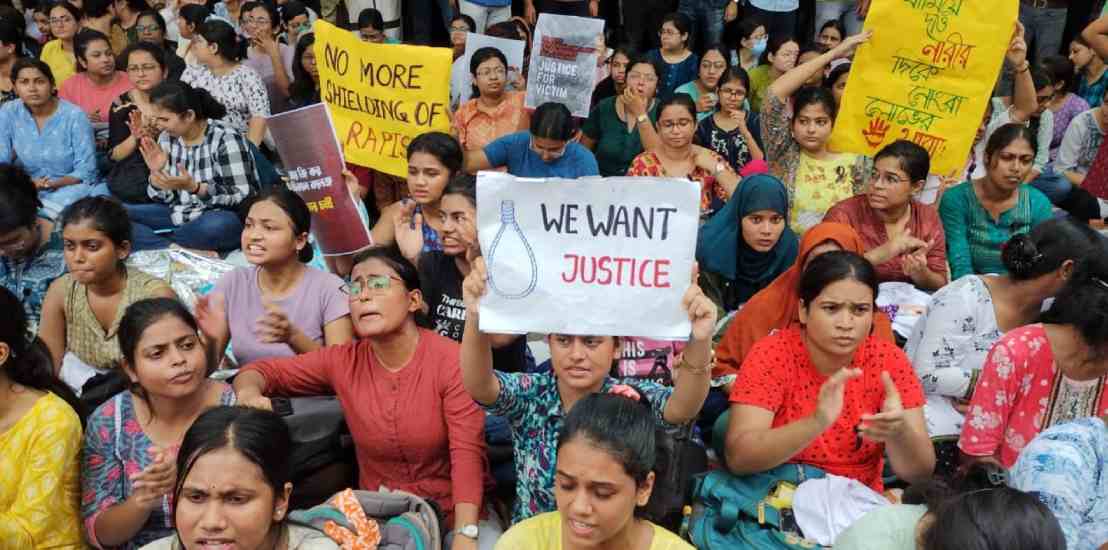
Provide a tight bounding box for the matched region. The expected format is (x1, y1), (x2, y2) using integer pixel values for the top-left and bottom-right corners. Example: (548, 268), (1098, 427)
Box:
(1001, 233), (1044, 277)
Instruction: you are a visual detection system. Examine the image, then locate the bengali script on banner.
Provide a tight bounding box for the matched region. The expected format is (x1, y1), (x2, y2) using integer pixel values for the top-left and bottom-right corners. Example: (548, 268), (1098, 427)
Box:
(313, 20), (452, 177)
(829, 0), (1017, 175)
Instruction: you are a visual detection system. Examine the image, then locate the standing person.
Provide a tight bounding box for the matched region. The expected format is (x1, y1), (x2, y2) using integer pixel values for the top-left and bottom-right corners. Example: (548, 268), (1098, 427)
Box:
(38, 197), (176, 390)
(746, 34), (799, 114)
(621, 0), (669, 53)
(674, 44), (728, 122)
(0, 58), (100, 218)
(181, 19), (270, 146)
(408, 0), (453, 45)
(522, 0), (594, 22)
(454, 47), (530, 158)
(1019, 0), (1067, 64)
(40, 2), (81, 87)
(0, 285), (86, 550)
(814, 0), (864, 41)
(458, 0), (509, 32)
(81, 298), (235, 549)
(107, 42), (169, 204)
(762, 32), (870, 234)
(60, 29), (134, 159)
(677, 0), (737, 53)
(582, 54), (663, 176)
(823, 140), (948, 289)
(694, 66), (764, 173)
(464, 102), (600, 178)
(130, 81), (258, 253)
(647, 13), (698, 101)
(232, 246), (501, 548)
(746, 0), (799, 42)
(939, 124), (1053, 280)
(1069, 34), (1108, 107)
(494, 394), (695, 550)
(198, 188), (354, 367)
(240, 1), (294, 115)
(0, 165), (68, 332)
(731, 18), (767, 72)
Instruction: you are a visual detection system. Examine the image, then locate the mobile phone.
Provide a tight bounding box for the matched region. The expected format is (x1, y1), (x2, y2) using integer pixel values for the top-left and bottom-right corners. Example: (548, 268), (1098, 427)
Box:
(271, 397), (294, 417)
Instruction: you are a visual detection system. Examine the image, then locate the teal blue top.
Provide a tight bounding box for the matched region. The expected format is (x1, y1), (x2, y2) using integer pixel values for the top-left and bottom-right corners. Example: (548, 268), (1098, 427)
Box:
(938, 181), (1053, 280)
(675, 80), (712, 122)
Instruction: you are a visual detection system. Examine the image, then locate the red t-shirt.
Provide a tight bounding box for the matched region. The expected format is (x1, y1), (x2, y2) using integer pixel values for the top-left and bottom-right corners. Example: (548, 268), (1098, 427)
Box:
(729, 327), (925, 491)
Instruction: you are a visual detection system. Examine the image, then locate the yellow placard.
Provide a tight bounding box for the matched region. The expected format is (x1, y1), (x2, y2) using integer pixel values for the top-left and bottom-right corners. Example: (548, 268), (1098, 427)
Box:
(313, 20), (452, 177)
(829, 0), (1018, 175)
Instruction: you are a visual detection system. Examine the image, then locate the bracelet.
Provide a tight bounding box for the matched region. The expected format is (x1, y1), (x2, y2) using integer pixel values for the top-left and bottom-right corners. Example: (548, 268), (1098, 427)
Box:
(676, 355), (712, 376)
(1014, 61), (1030, 74)
(192, 181), (202, 194)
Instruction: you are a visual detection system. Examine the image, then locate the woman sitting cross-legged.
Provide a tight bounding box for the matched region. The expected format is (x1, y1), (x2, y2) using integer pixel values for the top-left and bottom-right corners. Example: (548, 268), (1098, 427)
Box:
(724, 251), (935, 492)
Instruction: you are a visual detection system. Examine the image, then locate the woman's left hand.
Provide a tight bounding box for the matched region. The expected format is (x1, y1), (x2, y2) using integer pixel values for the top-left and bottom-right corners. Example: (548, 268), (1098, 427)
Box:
(1006, 22), (1028, 68)
(252, 33), (281, 58)
(683, 264), (718, 342)
(902, 250), (929, 280)
(150, 163), (198, 192)
(451, 536), (478, 550)
(832, 29), (872, 60)
(858, 372), (907, 443)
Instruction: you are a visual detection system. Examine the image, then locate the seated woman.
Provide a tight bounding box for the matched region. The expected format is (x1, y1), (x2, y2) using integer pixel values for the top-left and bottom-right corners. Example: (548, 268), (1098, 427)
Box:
(823, 140), (948, 290)
(459, 251), (715, 523)
(626, 94), (740, 218)
(0, 165), (68, 332)
(133, 10), (186, 81)
(906, 218), (1101, 436)
(725, 251), (935, 491)
(464, 102), (600, 178)
(696, 173), (797, 312)
(39, 197), (176, 390)
(0, 286), (85, 549)
(1010, 415), (1108, 550)
(1041, 55), (1089, 161)
(454, 47), (530, 160)
(240, 1), (293, 114)
(581, 54), (663, 177)
(139, 406), (339, 550)
(647, 13), (698, 101)
(286, 32), (320, 109)
(591, 45), (630, 107)
(82, 298), (235, 549)
(746, 35), (798, 116)
(40, 2), (81, 86)
(232, 247), (500, 545)
(0, 58), (99, 218)
(181, 19), (269, 146)
(1055, 87), (1106, 190)
(714, 222), (895, 377)
(107, 43), (169, 205)
(731, 19), (766, 72)
(762, 32), (870, 234)
(674, 44), (728, 122)
(694, 66), (764, 175)
(495, 393), (694, 550)
(129, 81), (259, 253)
(1073, 29), (1108, 107)
(824, 61), (850, 108)
(960, 255), (1108, 469)
(201, 187), (353, 367)
(59, 29), (133, 159)
(939, 123), (1053, 280)
(920, 488), (1066, 550)
(371, 132), (461, 256)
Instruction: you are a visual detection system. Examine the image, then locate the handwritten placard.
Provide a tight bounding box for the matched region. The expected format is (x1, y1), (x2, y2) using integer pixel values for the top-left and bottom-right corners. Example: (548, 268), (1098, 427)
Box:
(524, 13), (605, 118)
(313, 20), (452, 177)
(267, 103), (372, 256)
(830, 0), (1017, 175)
(476, 172), (699, 338)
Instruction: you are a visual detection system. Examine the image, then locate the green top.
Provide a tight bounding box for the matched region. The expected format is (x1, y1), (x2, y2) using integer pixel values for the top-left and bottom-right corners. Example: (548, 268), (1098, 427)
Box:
(938, 181), (1054, 280)
(747, 64), (773, 114)
(582, 96), (659, 177)
(833, 505), (927, 550)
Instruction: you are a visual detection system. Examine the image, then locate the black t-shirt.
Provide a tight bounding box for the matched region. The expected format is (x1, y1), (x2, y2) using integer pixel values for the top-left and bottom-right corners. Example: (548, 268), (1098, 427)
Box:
(419, 251), (528, 373)
(106, 92), (152, 204)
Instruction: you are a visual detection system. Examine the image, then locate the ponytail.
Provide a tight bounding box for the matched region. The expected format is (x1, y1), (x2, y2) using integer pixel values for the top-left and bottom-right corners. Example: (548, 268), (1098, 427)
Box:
(197, 18), (245, 62)
(149, 81), (228, 121)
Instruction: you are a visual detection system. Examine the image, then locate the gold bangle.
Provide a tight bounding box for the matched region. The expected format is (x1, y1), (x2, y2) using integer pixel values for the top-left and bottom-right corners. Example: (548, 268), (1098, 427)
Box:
(676, 356), (712, 376)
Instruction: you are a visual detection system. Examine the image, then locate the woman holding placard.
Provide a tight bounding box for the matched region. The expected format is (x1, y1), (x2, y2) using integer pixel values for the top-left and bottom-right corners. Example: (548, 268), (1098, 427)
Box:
(454, 47), (530, 157)
(581, 54), (663, 177)
(762, 31), (870, 234)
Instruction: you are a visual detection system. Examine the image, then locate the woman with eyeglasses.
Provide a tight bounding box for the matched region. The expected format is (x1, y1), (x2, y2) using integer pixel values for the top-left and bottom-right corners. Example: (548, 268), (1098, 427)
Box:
(133, 11), (185, 80)
(447, 14), (476, 111)
(194, 187), (353, 368)
(694, 66), (763, 174)
(823, 140), (948, 289)
(281, 1), (313, 51)
(454, 47), (530, 158)
(627, 94), (739, 217)
(581, 54), (662, 177)
(241, 1), (294, 114)
(41, 1), (82, 86)
(233, 246), (501, 549)
(674, 44), (728, 123)
(107, 43), (169, 204)
(464, 102), (600, 178)
(647, 13), (697, 101)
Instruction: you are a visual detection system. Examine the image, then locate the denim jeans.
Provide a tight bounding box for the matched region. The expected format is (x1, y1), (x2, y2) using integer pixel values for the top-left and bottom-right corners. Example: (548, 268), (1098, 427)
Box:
(1029, 166), (1073, 205)
(458, 0), (511, 32)
(125, 203), (243, 253)
(622, 0), (672, 52)
(678, 0), (726, 52)
(1019, 3), (1067, 63)
(408, 0), (454, 45)
(39, 184), (95, 220)
(813, 0), (864, 39)
(744, 4), (798, 44)
(537, 0), (590, 16)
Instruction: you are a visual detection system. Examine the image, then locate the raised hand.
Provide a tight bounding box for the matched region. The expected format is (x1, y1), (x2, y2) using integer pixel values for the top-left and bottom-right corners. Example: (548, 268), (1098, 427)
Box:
(138, 136), (168, 173)
(255, 301), (295, 344)
(858, 371), (907, 443)
(461, 256), (489, 317)
(833, 29), (873, 60)
(195, 293), (229, 345)
(1006, 22), (1028, 68)
(127, 108), (147, 141)
(682, 263), (718, 342)
(151, 163), (198, 192)
(393, 200), (425, 262)
(815, 367), (863, 427)
(129, 447), (177, 511)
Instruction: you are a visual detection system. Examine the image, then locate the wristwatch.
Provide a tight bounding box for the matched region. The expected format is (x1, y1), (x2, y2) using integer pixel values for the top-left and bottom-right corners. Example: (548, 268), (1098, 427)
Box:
(455, 524), (479, 540)
(636, 113), (649, 125)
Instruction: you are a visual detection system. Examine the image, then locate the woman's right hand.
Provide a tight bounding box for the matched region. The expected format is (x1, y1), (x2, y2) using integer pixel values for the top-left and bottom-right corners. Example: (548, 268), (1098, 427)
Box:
(129, 447), (177, 511)
(728, 107), (747, 127)
(622, 88), (647, 119)
(886, 229), (930, 258)
(126, 108), (146, 141)
(814, 367), (862, 428)
(695, 92), (717, 113)
(138, 136), (168, 173)
(236, 390), (273, 411)
(832, 29), (872, 60)
(461, 256), (489, 317)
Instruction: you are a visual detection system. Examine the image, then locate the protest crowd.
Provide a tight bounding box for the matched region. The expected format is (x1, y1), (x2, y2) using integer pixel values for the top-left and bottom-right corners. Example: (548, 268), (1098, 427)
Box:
(6, 0), (1108, 548)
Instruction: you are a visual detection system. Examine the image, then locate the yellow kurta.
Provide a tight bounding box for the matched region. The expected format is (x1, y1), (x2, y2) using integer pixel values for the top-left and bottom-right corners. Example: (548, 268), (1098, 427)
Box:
(40, 39), (77, 86)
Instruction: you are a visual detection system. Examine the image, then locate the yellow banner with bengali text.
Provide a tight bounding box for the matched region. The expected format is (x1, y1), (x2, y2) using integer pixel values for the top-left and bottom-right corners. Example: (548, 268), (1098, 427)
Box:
(829, 0), (1017, 175)
(312, 20), (452, 177)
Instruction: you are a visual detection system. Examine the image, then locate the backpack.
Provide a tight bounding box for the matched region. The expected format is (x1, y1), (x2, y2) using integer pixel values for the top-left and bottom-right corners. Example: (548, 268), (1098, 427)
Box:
(688, 464), (828, 550)
(290, 487), (444, 550)
(281, 396), (358, 510)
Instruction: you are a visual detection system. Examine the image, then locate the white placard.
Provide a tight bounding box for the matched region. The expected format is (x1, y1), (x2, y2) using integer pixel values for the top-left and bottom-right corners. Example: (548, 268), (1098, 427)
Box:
(476, 171), (699, 339)
(454, 33), (527, 107)
(524, 13), (604, 118)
